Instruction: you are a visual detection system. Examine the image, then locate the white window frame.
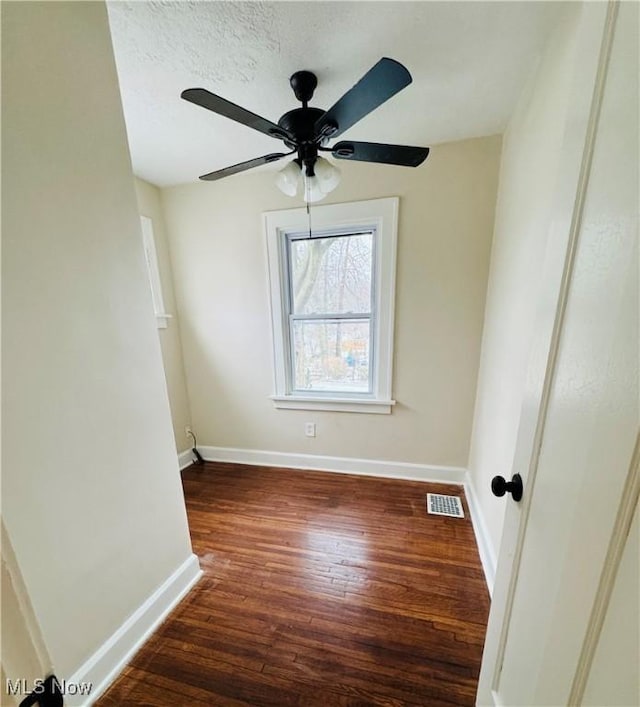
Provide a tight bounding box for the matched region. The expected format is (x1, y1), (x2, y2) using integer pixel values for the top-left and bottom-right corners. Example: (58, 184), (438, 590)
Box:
(140, 216), (172, 329)
(265, 197), (398, 414)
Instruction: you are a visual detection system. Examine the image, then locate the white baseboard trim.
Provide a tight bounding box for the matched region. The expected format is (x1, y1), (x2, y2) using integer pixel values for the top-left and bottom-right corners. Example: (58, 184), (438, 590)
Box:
(65, 553), (202, 706)
(464, 474), (497, 596)
(197, 444), (467, 484)
(178, 448), (194, 470)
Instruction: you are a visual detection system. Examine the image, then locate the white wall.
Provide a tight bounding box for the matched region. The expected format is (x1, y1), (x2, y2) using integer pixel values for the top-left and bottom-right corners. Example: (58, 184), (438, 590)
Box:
(467, 3), (587, 562)
(2, 0), (194, 685)
(135, 178), (192, 454)
(161, 136), (501, 470)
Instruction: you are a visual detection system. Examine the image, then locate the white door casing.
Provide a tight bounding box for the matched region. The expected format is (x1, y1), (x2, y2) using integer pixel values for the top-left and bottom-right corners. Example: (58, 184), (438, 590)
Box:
(477, 1), (639, 705)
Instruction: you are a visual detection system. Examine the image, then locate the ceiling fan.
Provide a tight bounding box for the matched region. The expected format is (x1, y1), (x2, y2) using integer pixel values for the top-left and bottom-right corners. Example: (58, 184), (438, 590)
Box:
(181, 57), (430, 202)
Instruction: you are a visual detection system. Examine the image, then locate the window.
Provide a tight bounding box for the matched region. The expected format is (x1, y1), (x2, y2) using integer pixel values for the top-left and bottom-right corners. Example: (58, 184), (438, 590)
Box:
(265, 197), (398, 414)
(140, 216), (171, 329)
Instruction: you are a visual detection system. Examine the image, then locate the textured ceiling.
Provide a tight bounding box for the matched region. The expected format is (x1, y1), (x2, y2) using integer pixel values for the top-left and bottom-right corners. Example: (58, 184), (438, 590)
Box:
(107, 1), (563, 187)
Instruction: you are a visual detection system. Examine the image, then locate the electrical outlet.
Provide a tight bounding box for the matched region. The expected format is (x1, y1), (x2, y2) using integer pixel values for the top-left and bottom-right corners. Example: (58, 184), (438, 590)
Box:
(304, 422), (316, 438)
(185, 426), (192, 437)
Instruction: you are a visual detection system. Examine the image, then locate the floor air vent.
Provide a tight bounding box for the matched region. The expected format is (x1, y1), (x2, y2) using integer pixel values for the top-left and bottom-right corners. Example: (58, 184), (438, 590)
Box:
(426, 493), (464, 518)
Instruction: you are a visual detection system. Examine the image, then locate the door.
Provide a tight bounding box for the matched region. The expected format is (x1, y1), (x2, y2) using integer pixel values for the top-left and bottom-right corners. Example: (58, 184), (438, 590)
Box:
(477, 1), (639, 705)
(1, 523), (53, 705)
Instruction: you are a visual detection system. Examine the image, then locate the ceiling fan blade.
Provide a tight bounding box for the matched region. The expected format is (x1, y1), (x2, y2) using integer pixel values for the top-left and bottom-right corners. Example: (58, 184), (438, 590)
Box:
(199, 152), (291, 181)
(182, 88), (292, 142)
(331, 141), (430, 167)
(315, 58), (412, 139)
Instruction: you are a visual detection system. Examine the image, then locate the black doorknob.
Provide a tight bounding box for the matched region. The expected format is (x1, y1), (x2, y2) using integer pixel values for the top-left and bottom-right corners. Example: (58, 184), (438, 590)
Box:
(491, 473), (523, 502)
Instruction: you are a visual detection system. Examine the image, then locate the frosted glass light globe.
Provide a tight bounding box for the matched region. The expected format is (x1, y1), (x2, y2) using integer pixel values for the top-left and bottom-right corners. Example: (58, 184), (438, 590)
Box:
(275, 160), (302, 197)
(314, 156), (341, 193)
(303, 174), (327, 203)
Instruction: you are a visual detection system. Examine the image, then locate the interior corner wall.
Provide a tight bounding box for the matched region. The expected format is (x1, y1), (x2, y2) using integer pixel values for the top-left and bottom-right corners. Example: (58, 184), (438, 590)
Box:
(2, 0), (193, 681)
(135, 178), (192, 454)
(160, 135), (501, 469)
(467, 3), (586, 563)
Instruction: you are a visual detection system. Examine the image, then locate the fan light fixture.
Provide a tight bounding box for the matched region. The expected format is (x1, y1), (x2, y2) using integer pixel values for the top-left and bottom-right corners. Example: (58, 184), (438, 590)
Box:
(276, 156), (341, 202)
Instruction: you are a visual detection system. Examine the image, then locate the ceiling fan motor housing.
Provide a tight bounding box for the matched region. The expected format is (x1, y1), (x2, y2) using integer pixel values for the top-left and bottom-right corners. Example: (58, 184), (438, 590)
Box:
(278, 107), (325, 149)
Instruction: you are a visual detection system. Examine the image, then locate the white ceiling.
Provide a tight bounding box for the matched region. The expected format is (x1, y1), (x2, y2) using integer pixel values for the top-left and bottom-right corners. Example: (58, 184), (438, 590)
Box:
(107, 1), (563, 187)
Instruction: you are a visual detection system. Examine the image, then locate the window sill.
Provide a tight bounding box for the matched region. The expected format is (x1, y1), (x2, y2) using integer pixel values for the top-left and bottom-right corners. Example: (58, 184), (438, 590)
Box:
(155, 313), (173, 329)
(270, 395), (395, 414)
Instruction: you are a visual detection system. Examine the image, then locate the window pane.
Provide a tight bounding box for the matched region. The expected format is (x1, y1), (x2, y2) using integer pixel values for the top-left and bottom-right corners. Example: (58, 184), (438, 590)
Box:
(289, 233), (373, 315)
(292, 319), (370, 393)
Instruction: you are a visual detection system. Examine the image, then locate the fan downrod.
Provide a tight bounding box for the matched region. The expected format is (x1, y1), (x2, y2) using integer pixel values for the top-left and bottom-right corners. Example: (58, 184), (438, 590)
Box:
(290, 71), (317, 106)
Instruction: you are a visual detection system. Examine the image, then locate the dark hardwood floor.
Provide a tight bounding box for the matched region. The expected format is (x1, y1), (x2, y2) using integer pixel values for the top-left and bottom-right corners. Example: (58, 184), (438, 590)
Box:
(98, 462), (490, 706)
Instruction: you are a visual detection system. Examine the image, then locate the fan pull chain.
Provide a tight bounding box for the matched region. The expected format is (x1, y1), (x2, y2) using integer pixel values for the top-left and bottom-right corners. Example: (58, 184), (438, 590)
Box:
(306, 200), (313, 239)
